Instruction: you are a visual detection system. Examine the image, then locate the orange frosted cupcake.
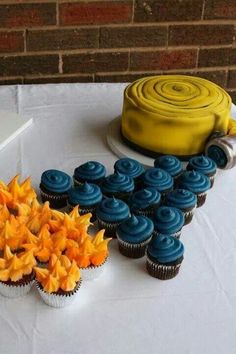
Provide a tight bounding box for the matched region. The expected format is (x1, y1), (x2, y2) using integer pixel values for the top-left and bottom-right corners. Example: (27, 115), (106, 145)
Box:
(34, 254), (82, 307)
(0, 246), (36, 298)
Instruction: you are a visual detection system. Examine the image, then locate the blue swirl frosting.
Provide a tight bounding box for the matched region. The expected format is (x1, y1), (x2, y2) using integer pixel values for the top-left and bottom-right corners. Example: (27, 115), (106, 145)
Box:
(207, 145), (227, 168)
(68, 182), (102, 206)
(96, 197), (130, 222)
(187, 155), (217, 175)
(41, 169), (72, 193)
(147, 234), (184, 263)
(116, 214), (154, 243)
(178, 170), (211, 193)
(74, 161), (106, 182)
(153, 206), (184, 234)
(101, 172), (134, 193)
(165, 189), (197, 210)
(154, 155), (182, 177)
(130, 187), (161, 210)
(114, 158), (144, 179)
(142, 168), (173, 192)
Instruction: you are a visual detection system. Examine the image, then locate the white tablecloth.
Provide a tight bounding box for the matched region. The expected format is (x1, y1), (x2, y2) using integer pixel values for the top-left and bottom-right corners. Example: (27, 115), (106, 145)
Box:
(0, 84), (236, 354)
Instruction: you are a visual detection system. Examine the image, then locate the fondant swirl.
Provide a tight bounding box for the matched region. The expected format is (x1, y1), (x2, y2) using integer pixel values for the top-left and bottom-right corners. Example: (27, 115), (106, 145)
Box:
(154, 155), (182, 177)
(165, 189), (197, 209)
(101, 172), (134, 193)
(114, 158), (144, 179)
(153, 206), (184, 234)
(74, 161), (106, 182)
(96, 197), (130, 222)
(187, 156), (217, 175)
(116, 214), (154, 243)
(68, 182), (102, 206)
(178, 171), (211, 193)
(130, 187), (161, 210)
(142, 168), (173, 192)
(147, 234), (184, 263)
(41, 170), (72, 193)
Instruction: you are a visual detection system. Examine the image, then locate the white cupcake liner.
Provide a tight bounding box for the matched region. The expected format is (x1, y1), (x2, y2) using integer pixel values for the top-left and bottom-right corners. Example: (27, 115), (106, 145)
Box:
(80, 259), (107, 281)
(0, 279), (34, 298)
(36, 279), (82, 308)
(153, 229), (182, 239)
(116, 234), (152, 258)
(146, 254), (182, 280)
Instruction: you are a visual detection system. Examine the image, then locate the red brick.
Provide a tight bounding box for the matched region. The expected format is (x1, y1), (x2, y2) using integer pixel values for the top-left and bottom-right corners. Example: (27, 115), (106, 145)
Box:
(130, 49), (197, 71)
(60, 1), (132, 26)
(0, 31), (24, 53)
(0, 77), (23, 85)
(63, 51), (129, 74)
(228, 71), (236, 89)
(24, 74), (93, 84)
(169, 25), (234, 46)
(198, 47), (236, 67)
(95, 72), (157, 82)
(0, 55), (59, 76)
(100, 26), (167, 48)
(27, 28), (99, 51)
(0, 3), (56, 28)
(134, 0), (203, 22)
(204, 0), (236, 19)
(227, 90), (236, 103)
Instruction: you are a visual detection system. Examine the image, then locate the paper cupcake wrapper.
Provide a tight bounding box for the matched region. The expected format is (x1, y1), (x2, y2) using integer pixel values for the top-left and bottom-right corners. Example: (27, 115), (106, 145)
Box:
(153, 229), (182, 239)
(97, 217), (121, 238)
(196, 192), (207, 208)
(68, 203), (97, 222)
(36, 279), (82, 308)
(209, 175), (215, 188)
(146, 255), (182, 280)
(0, 279), (34, 298)
(116, 234), (152, 258)
(80, 259), (107, 281)
(40, 189), (68, 209)
(182, 206), (196, 226)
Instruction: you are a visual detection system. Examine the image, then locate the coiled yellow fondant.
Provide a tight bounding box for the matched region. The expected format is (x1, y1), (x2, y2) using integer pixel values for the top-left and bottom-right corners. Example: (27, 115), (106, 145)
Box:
(121, 75), (236, 157)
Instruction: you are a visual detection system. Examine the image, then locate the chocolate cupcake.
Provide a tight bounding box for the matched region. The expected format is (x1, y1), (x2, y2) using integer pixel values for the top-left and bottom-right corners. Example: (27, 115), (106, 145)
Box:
(186, 155), (217, 187)
(73, 161), (106, 186)
(146, 234), (184, 280)
(40, 169), (72, 209)
(116, 214), (154, 258)
(96, 197), (130, 238)
(177, 170), (211, 207)
(142, 168), (173, 198)
(101, 172), (134, 202)
(68, 182), (103, 222)
(165, 189), (197, 225)
(129, 187), (161, 217)
(153, 206), (184, 239)
(114, 158), (144, 189)
(154, 155), (183, 182)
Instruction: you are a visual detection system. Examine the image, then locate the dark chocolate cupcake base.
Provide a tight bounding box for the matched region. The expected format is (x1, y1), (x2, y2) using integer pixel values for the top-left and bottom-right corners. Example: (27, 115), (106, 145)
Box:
(116, 235), (152, 258)
(146, 255), (183, 280)
(97, 217), (122, 238)
(40, 185), (68, 209)
(68, 202), (97, 222)
(196, 192), (207, 208)
(153, 229), (182, 239)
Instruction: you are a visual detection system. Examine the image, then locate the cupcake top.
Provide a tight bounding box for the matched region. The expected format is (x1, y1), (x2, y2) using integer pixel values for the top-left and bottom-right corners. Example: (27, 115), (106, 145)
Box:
(142, 168), (173, 192)
(130, 187), (161, 210)
(178, 171), (211, 193)
(165, 189), (197, 210)
(96, 197), (130, 222)
(114, 158), (144, 179)
(101, 172), (134, 194)
(187, 155), (217, 175)
(74, 161), (106, 182)
(41, 170), (72, 193)
(116, 214), (154, 244)
(153, 206), (184, 234)
(154, 155), (182, 177)
(68, 182), (102, 206)
(147, 234), (184, 263)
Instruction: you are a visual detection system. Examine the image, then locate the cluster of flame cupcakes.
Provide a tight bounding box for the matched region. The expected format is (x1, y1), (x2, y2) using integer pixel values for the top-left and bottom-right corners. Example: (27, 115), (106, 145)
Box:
(0, 175), (111, 307)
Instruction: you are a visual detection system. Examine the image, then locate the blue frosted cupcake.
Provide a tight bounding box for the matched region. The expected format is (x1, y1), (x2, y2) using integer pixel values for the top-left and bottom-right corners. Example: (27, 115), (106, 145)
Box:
(186, 155), (217, 187)
(68, 182), (103, 221)
(165, 189), (197, 225)
(40, 169), (72, 209)
(153, 206), (184, 239)
(129, 187), (161, 217)
(114, 158), (144, 188)
(146, 234), (184, 280)
(101, 172), (134, 201)
(96, 197), (130, 237)
(178, 170), (211, 207)
(154, 155), (183, 181)
(73, 161), (106, 186)
(142, 168), (173, 197)
(116, 214), (154, 258)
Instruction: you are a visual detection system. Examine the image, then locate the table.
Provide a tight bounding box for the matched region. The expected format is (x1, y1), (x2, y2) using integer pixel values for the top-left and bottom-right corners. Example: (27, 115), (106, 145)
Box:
(0, 83), (236, 354)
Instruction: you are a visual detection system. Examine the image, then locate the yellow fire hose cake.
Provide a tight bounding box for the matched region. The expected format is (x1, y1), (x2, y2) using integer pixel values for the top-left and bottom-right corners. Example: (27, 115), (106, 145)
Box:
(121, 75), (236, 158)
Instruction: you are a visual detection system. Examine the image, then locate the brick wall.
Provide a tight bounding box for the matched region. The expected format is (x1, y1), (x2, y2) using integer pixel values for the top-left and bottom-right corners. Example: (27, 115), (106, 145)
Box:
(0, 0), (235, 101)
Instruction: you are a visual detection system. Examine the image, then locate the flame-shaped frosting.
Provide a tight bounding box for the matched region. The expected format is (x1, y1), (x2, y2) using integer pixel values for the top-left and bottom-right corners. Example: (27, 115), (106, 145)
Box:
(7, 175), (37, 208)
